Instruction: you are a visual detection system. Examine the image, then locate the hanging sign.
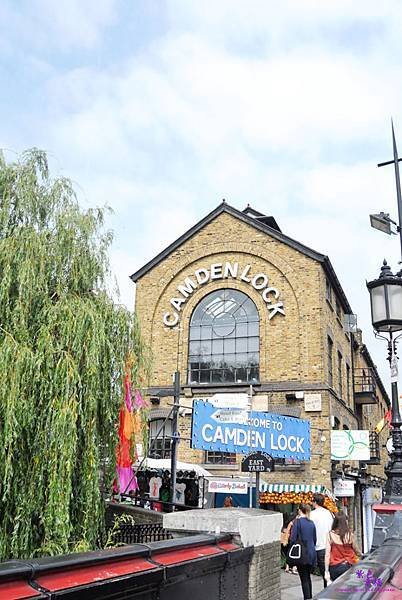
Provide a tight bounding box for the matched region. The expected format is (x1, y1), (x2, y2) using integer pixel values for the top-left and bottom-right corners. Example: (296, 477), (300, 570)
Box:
(241, 451), (274, 472)
(191, 400), (311, 461)
(333, 479), (355, 497)
(330, 430), (370, 461)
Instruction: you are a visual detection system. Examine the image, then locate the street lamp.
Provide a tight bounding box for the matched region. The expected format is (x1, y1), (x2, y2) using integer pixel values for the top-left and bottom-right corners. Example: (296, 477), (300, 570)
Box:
(367, 261), (402, 502)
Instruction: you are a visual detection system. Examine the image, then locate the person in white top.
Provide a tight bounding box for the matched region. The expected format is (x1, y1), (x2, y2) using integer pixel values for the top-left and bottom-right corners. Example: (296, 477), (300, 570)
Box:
(310, 493), (334, 589)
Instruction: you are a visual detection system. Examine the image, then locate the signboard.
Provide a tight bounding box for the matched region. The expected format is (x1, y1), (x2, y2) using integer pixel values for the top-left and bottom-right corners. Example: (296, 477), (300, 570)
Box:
(304, 393), (322, 412)
(330, 430), (370, 461)
(241, 451), (274, 472)
(191, 400), (311, 461)
(386, 437), (394, 454)
(208, 393), (249, 409)
(333, 479), (355, 497)
(391, 356), (398, 383)
(162, 261), (285, 327)
(364, 487), (382, 504)
(207, 479), (248, 495)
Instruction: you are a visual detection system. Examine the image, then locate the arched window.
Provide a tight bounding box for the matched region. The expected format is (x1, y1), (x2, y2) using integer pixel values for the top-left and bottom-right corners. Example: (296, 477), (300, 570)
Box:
(188, 289), (260, 384)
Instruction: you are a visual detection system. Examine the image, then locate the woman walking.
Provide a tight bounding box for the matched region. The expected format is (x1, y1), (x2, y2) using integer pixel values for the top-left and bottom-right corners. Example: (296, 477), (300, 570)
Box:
(289, 504), (317, 599)
(324, 513), (361, 583)
(282, 512), (298, 574)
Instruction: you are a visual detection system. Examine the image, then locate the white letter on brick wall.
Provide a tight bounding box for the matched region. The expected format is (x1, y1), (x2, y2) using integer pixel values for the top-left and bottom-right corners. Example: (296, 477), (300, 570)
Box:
(262, 287), (279, 303)
(240, 264), (252, 282)
(177, 277), (197, 298)
(163, 312), (179, 327)
(223, 262), (239, 278)
(171, 297), (186, 311)
(194, 268), (210, 285)
(210, 263), (223, 280)
(251, 273), (268, 290)
(268, 303), (285, 319)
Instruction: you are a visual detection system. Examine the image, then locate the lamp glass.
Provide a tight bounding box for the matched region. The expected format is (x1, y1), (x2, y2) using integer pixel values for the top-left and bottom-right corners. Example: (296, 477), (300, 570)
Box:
(387, 283), (402, 321)
(370, 285), (387, 324)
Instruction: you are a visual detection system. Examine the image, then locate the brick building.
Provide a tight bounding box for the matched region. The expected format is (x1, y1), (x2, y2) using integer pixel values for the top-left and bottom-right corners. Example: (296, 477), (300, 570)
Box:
(130, 202), (390, 548)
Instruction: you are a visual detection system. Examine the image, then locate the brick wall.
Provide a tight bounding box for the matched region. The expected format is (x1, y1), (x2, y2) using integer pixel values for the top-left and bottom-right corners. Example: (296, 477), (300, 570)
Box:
(248, 540), (281, 600)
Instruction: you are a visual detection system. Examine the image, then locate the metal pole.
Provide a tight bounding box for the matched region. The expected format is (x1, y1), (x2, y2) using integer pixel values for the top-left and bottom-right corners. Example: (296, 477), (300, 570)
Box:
(256, 471), (260, 509)
(248, 384), (253, 508)
(391, 121), (402, 262)
(170, 371), (180, 510)
(383, 334), (402, 502)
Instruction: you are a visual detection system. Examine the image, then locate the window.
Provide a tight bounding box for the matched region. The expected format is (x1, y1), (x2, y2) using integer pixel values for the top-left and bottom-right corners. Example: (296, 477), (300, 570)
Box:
(346, 364), (351, 405)
(205, 451), (236, 465)
(327, 336), (333, 387)
(332, 416), (340, 430)
(337, 352), (343, 398)
(336, 299), (342, 321)
(326, 279), (332, 304)
(148, 419), (172, 459)
(188, 289), (260, 384)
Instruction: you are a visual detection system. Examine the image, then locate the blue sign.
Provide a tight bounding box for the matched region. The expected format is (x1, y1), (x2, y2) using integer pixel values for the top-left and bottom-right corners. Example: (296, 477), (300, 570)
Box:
(191, 400), (311, 461)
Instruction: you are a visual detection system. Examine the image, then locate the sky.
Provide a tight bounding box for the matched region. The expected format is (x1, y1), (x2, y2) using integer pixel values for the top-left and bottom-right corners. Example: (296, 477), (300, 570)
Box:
(2, 0), (402, 389)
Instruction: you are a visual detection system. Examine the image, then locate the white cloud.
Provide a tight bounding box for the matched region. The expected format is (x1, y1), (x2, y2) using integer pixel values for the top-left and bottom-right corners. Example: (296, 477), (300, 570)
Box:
(0, 0), (117, 51)
(4, 1), (402, 385)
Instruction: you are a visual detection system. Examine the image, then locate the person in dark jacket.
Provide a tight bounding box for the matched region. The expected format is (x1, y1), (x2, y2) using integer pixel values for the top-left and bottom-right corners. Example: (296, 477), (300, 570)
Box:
(289, 503), (317, 600)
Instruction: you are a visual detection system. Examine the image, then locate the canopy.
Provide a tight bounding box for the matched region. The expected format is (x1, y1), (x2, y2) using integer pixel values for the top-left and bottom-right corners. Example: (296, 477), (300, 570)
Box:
(135, 457), (212, 478)
(260, 483), (336, 501)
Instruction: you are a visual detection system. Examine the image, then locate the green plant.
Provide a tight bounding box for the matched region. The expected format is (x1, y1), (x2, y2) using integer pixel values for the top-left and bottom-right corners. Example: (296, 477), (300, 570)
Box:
(104, 512), (136, 548)
(0, 149), (149, 559)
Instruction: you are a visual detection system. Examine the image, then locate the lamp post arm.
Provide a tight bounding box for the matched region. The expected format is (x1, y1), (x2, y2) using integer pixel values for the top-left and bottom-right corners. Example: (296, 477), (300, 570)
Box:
(391, 122), (402, 262)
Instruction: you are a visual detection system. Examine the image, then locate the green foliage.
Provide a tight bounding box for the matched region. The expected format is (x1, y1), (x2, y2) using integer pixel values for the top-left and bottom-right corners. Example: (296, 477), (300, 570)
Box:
(0, 149), (148, 559)
(104, 513), (136, 548)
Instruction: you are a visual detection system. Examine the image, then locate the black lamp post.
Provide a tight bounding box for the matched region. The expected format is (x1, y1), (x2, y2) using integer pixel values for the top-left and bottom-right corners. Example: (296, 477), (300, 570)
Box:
(367, 261), (402, 501)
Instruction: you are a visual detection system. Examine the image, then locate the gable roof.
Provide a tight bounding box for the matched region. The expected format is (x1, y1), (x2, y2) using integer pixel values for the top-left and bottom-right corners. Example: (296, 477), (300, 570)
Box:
(130, 201), (353, 314)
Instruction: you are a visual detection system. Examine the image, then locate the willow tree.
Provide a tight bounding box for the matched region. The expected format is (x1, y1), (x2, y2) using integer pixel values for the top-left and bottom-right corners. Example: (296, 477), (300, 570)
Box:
(0, 149), (147, 560)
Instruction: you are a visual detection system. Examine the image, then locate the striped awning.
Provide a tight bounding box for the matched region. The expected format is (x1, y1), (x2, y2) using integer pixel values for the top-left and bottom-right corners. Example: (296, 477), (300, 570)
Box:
(259, 483), (336, 501)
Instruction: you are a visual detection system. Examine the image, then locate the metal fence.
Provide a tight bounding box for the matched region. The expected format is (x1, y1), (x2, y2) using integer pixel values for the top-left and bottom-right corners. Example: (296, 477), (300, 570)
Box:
(111, 521), (173, 545)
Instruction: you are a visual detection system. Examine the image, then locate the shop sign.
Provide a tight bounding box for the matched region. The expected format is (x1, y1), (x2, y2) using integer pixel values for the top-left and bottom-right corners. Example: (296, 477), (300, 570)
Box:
(241, 451), (274, 472)
(208, 479), (248, 495)
(364, 487), (382, 504)
(191, 400), (311, 461)
(162, 261), (285, 327)
(304, 393), (322, 412)
(201, 393), (249, 409)
(333, 479), (355, 497)
(330, 430), (370, 461)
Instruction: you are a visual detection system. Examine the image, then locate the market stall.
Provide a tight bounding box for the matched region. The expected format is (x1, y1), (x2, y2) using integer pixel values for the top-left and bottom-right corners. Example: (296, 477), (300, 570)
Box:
(259, 483), (338, 514)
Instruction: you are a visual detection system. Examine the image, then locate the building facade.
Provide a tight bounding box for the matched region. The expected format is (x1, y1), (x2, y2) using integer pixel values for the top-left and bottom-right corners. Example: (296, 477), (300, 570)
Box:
(131, 202), (390, 545)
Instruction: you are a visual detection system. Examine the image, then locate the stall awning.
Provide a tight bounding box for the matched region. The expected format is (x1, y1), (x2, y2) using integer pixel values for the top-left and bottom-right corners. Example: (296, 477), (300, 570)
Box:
(260, 483), (336, 501)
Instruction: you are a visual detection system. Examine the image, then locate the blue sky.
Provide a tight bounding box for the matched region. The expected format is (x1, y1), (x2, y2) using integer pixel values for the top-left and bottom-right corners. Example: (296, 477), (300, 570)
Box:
(2, 0), (402, 385)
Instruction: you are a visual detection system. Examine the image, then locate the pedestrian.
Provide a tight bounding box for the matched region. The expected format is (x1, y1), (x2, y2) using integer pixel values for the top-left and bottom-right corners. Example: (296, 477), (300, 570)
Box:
(324, 512), (362, 583)
(282, 512), (298, 574)
(289, 504), (317, 599)
(310, 492), (334, 588)
(223, 495), (234, 507)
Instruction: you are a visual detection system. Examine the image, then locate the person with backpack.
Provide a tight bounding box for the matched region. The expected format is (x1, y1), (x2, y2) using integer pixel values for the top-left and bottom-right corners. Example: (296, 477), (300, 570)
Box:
(324, 512), (362, 583)
(288, 504), (317, 599)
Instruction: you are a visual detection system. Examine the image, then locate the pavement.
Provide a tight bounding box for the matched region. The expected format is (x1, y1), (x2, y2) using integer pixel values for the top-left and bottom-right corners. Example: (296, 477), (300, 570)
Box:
(280, 570), (324, 599)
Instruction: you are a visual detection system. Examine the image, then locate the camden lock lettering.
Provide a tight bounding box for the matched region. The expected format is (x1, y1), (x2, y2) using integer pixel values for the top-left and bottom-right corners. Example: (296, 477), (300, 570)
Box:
(163, 261), (285, 327)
